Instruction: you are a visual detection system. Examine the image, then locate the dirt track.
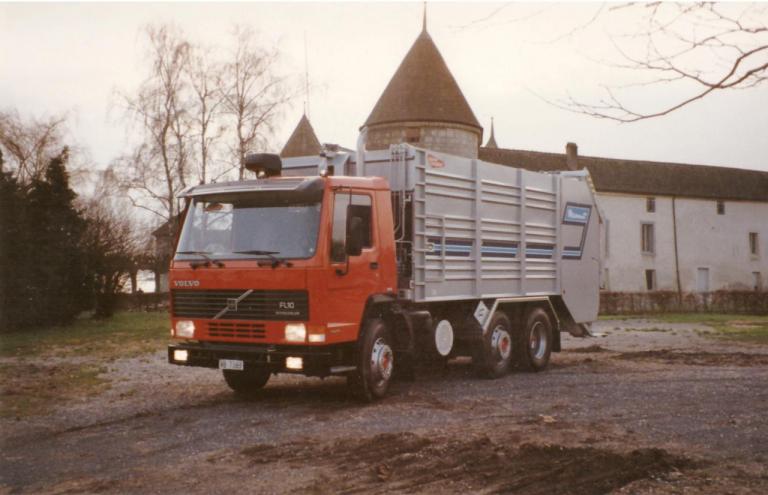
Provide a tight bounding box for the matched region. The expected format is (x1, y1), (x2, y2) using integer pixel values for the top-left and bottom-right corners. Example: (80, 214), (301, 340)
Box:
(2, 319), (768, 494)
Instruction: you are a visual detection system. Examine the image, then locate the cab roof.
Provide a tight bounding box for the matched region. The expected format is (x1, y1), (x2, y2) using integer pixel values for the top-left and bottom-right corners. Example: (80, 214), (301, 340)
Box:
(178, 175), (389, 199)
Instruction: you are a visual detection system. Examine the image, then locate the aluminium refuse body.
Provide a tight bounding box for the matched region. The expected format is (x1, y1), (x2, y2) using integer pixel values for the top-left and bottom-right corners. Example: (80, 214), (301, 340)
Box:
(283, 144), (602, 326)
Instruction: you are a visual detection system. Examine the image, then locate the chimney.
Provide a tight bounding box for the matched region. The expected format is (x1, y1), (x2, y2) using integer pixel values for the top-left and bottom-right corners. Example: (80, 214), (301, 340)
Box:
(566, 142), (578, 171)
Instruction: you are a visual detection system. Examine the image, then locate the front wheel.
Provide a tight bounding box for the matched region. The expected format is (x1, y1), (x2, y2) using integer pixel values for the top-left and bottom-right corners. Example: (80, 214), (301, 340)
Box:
(348, 318), (394, 401)
(223, 368), (271, 395)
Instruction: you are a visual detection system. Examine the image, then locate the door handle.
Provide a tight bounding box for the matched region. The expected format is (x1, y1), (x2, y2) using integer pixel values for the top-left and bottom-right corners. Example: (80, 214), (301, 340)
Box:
(370, 262), (379, 270)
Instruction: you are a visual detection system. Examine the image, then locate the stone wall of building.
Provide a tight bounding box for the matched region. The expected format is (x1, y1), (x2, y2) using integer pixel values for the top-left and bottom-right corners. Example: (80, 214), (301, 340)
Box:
(365, 121), (480, 158)
(598, 192), (768, 293)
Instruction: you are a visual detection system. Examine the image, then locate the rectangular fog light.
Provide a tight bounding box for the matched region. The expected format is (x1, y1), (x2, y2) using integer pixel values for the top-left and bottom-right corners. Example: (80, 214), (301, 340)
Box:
(308, 334), (325, 343)
(286, 356), (303, 370)
(173, 349), (189, 363)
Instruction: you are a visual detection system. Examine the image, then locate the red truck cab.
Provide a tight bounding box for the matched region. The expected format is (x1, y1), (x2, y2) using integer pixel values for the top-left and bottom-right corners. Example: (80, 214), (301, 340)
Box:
(168, 174), (400, 399)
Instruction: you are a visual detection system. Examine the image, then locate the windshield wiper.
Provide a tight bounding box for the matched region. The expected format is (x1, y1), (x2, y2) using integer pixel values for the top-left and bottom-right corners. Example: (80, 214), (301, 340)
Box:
(176, 251), (225, 268)
(234, 250), (293, 268)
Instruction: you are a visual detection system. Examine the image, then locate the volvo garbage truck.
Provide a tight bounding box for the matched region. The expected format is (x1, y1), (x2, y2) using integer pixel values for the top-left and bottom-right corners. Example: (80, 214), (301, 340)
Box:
(168, 144), (601, 400)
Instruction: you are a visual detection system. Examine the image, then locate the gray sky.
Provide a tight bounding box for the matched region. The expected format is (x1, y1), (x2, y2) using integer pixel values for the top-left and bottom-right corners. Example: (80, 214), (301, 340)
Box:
(1, 2), (767, 172)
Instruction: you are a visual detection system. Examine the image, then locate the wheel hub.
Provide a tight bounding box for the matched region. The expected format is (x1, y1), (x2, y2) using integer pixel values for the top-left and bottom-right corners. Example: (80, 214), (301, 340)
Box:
(491, 326), (512, 360)
(530, 322), (547, 359)
(371, 338), (394, 382)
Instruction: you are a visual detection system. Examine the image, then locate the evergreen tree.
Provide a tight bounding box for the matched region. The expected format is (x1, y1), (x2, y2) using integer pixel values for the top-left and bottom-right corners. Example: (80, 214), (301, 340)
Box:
(10, 148), (89, 328)
(0, 150), (27, 330)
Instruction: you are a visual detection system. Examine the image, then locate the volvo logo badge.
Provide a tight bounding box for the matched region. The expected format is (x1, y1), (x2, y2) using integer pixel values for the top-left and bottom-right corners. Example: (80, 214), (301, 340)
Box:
(174, 280), (200, 287)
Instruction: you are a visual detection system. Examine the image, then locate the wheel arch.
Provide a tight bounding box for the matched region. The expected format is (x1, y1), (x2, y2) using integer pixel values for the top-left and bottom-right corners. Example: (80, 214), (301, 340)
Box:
(357, 294), (415, 356)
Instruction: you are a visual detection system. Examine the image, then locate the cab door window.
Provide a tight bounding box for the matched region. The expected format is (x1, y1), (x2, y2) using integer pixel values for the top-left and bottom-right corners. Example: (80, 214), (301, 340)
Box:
(331, 193), (372, 262)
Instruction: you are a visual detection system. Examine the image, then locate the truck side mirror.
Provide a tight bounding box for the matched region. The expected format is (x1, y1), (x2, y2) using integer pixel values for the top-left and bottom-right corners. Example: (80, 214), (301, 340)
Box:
(346, 216), (364, 256)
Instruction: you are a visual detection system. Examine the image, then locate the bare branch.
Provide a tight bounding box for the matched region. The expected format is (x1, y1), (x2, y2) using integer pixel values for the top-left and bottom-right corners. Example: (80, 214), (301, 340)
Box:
(551, 3), (768, 122)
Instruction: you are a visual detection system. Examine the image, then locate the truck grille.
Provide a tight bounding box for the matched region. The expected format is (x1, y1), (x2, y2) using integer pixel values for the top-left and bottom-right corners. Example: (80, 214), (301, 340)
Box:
(171, 289), (308, 321)
(207, 321), (266, 340)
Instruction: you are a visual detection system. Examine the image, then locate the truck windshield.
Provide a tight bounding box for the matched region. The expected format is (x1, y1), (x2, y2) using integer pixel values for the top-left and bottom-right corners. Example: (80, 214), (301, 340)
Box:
(175, 197), (322, 261)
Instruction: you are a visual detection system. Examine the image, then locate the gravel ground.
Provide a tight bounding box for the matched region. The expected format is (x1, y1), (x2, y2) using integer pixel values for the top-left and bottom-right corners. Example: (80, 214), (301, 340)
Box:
(1, 319), (767, 494)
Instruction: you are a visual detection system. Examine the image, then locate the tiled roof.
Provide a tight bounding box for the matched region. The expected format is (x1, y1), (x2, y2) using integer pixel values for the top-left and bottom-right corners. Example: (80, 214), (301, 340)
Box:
(281, 114), (322, 158)
(363, 29), (481, 131)
(479, 147), (768, 201)
(484, 119), (498, 148)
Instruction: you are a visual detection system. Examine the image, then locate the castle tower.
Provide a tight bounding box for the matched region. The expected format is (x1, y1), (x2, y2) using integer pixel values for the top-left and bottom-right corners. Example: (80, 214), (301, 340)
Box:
(281, 113), (322, 158)
(361, 17), (482, 158)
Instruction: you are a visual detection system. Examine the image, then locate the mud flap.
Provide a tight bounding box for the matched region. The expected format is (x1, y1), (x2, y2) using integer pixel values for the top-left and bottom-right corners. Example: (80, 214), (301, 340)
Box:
(569, 322), (594, 337)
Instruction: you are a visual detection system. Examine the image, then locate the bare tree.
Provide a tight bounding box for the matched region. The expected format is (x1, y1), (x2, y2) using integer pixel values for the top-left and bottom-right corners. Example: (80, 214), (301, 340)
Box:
(185, 45), (226, 184)
(0, 109), (68, 183)
(118, 24), (192, 224)
(81, 198), (140, 316)
(553, 3), (768, 122)
(220, 26), (291, 180)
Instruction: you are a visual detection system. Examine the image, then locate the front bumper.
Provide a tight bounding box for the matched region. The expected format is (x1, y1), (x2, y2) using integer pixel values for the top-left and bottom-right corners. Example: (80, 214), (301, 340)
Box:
(168, 341), (356, 377)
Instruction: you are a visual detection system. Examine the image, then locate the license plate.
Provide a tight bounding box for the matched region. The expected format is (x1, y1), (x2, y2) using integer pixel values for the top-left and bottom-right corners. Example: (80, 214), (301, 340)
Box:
(218, 359), (244, 371)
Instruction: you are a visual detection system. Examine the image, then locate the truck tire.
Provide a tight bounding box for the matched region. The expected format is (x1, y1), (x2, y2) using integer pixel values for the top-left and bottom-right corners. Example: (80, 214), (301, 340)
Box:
(473, 311), (513, 379)
(223, 368), (270, 395)
(348, 318), (394, 401)
(515, 307), (553, 371)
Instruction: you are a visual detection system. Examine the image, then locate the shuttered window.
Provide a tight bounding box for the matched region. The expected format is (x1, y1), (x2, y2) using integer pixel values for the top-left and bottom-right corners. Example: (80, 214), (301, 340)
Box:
(641, 223), (655, 254)
(749, 232), (759, 256)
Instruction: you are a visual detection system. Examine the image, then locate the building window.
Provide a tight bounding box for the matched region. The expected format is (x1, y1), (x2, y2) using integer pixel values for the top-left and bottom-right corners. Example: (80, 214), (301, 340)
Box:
(646, 197), (655, 213)
(717, 200), (725, 215)
(749, 232), (759, 256)
(404, 128), (420, 144)
(641, 223), (655, 254)
(645, 269), (656, 291)
(697, 267), (710, 292)
(754, 272), (763, 291)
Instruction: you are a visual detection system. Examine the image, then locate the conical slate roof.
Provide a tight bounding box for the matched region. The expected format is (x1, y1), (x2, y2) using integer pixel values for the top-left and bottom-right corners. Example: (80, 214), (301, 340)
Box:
(363, 29), (481, 130)
(484, 118), (498, 148)
(281, 114), (322, 158)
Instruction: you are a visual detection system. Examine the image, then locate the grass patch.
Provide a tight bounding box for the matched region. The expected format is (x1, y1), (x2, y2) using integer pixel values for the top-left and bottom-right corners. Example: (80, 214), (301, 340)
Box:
(0, 362), (109, 418)
(598, 314), (644, 321)
(706, 320), (768, 344)
(0, 311), (170, 359)
(0, 311), (170, 418)
(651, 314), (768, 343)
(624, 327), (670, 333)
(601, 313), (768, 344)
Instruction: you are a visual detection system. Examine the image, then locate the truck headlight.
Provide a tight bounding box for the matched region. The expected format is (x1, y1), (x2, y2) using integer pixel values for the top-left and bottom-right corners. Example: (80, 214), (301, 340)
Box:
(175, 320), (195, 338)
(284, 323), (306, 342)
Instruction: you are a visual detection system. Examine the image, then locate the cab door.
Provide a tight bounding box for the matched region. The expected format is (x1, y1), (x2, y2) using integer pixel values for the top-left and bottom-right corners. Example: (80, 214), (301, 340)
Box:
(326, 190), (381, 342)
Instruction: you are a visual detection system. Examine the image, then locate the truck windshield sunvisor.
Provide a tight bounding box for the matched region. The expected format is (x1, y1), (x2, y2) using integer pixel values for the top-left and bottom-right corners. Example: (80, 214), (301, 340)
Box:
(175, 193), (323, 261)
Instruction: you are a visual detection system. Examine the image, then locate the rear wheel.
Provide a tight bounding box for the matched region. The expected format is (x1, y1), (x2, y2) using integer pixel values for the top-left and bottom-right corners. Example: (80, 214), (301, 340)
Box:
(223, 368), (271, 395)
(473, 311), (513, 379)
(348, 318), (394, 401)
(514, 307), (553, 371)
